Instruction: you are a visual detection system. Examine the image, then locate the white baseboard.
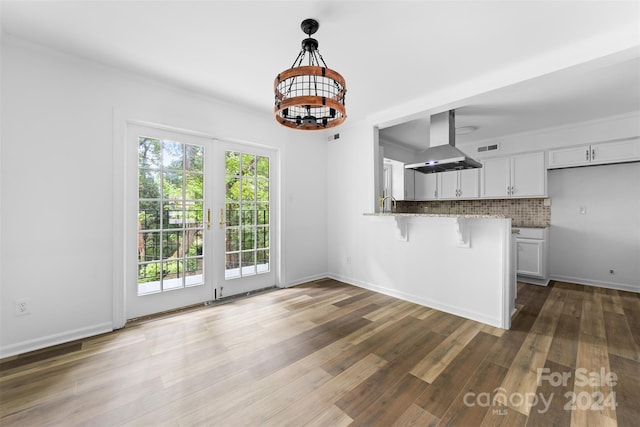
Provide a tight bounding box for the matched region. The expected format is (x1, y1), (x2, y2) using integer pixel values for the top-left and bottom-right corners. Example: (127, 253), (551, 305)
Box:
(283, 272), (331, 288)
(549, 275), (639, 293)
(327, 273), (504, 329)
(0, 322), (113, 359)
(518, 275), (550, 286)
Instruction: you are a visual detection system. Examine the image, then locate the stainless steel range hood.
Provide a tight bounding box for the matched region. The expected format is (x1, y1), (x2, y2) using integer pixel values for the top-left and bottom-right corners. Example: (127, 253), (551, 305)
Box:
(405, 110), (482, 174)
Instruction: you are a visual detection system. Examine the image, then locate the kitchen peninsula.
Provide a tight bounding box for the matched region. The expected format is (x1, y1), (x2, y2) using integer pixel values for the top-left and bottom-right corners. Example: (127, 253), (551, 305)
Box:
(363, 212), (515, 329)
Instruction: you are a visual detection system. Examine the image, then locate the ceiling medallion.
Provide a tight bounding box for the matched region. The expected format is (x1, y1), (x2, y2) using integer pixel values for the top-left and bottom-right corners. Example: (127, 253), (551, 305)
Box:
(274, 18), (347, 130)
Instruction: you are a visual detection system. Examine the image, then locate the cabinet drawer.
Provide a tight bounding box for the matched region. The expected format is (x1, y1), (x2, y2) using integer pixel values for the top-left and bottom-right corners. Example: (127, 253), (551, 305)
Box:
(513, 227), (544, 239)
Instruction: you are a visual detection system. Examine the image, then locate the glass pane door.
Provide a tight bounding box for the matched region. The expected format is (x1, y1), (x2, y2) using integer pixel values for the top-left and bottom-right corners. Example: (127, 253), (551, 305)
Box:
(224, 151), (270, 279)
(138, 137), (205, 294)
(126, 124), (214, 320)
(213, 142), (277, 298)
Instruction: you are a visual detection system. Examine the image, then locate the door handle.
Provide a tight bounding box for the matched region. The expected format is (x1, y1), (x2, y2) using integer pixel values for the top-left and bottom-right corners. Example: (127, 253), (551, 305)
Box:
(219, 208), (226, 228)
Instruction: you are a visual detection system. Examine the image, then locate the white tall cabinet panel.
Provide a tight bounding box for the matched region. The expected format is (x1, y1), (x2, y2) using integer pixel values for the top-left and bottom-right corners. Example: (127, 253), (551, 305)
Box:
(404, 169), (415, 200)
(386, 159), (415, 201)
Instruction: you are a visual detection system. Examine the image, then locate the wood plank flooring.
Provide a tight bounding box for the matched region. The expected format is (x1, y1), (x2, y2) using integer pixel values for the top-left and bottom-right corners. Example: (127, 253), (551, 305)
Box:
(1, 279), (639, 426)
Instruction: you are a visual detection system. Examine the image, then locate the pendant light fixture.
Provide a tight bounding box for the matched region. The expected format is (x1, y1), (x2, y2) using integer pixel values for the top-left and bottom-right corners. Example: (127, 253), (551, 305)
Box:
(274, 18), (347, 130)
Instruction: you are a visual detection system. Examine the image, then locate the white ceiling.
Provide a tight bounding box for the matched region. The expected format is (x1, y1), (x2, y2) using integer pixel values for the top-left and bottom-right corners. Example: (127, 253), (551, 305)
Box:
(381, 56), (640, 150)
(2, 1), (639, 147)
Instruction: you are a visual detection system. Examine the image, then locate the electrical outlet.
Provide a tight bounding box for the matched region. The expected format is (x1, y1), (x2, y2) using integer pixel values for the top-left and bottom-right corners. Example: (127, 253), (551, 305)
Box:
(15, 298), (31, 316)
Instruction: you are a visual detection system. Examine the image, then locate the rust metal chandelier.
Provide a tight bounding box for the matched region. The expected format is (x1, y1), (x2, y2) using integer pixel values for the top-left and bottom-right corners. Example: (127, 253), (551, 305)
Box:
(274, 18), (347, 130)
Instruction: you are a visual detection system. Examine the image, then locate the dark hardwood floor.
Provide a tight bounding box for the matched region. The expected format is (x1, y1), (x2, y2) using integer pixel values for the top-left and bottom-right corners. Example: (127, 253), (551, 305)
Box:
(1, 279), (638, 426)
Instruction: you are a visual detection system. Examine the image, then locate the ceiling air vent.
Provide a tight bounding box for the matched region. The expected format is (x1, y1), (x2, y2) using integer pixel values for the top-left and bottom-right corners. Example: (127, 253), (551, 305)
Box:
(477, 143), (499, 153)
(328, 133), (340, 142)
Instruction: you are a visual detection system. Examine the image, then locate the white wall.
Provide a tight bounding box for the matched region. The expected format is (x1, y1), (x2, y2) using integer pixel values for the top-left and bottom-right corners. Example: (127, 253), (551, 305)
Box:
(548, 162), (640, 292)
(0, 36), (328, 357)
(379, 140), (417, 164)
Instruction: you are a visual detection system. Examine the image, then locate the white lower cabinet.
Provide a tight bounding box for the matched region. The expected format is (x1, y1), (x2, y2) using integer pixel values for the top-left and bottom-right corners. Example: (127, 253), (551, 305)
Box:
(514, 227), (549, 286)
(517, 240), (543, 276)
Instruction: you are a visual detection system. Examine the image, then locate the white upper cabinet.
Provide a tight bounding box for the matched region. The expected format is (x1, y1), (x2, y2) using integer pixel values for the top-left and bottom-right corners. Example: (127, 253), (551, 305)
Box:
(480, 156), (510, 198)
(511, 152), (546, 197)
(439, 169), (479, 199)
(439, 170), (459, 199)
(548, 139), (640, 169)
(458, 168), (480, 199)
(414, 172), (438, 200)
(481, 152), (546, 198)
(547, 145), (590, 168)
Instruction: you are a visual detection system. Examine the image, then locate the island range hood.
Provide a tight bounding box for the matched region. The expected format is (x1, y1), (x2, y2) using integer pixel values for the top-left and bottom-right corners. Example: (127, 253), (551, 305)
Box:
(405, 110), (482, 174)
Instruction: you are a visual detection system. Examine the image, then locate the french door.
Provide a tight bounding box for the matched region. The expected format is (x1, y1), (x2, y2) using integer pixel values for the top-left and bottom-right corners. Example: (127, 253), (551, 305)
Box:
(212, 140), (277, 299)
(126, 124), (277, 319)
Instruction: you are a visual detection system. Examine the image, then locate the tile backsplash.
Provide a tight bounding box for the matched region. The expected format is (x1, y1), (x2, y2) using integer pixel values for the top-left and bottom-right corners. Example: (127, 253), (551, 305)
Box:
(396, 198), (551, 227)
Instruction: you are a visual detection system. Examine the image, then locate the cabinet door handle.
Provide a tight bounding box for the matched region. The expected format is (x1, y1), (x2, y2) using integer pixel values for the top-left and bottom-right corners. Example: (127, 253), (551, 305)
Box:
(434, 190), (437, 198)
(586, 149), (590, 161)
(511, 186), (515, 195)
(592, 148), (595, 160)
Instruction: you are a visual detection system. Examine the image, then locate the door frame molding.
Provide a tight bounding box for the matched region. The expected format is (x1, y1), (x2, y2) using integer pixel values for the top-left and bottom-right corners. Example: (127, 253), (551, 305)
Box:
(112, 108), (282, 328)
